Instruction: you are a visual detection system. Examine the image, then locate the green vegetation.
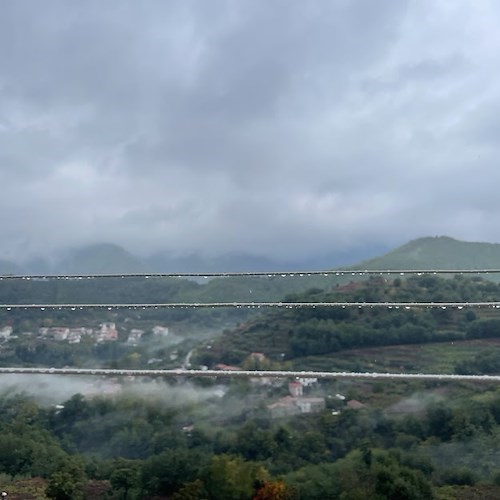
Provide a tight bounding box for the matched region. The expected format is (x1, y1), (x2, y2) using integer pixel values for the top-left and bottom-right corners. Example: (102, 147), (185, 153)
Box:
(0, 272), (339, 305)
(356, 236), (500, 271)
(203, 274), (500, 371)
(3, 261), (500, 497)
(2, 381), (500, 498)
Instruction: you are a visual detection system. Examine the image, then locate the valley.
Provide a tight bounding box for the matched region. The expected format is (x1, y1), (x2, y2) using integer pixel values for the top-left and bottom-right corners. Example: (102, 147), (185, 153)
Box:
(3, 238), (500, 498)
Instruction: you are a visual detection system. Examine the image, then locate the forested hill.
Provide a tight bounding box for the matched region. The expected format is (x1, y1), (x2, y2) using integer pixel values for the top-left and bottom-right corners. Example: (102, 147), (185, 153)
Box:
(355, 236), (500, 270)
(4, 236), (500, 305)
(200, 274), (500, 368)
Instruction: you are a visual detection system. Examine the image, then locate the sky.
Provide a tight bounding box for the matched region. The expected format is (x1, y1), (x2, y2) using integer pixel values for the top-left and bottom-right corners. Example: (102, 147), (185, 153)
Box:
(1, 0), (500, 264)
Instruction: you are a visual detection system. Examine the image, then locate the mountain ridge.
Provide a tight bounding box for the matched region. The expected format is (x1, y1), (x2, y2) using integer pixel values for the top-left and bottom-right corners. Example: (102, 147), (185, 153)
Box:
(1, 243), (385, 274)
(3, 236), (500, 274)
(354, 236), (500, 270)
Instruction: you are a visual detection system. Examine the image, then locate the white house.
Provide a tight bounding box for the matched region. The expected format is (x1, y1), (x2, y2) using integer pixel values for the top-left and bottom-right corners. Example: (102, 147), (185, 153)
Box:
(0, 326), (13, 339)
(153, 326), (169, 336)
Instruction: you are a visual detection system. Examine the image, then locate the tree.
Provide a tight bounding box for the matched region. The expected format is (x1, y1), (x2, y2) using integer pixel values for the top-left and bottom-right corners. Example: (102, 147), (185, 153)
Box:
(426, 403), (454, 441)
(141, 449), (208, 497)
(172, 479), (208, 500)
(109, 458), (141, 499)
(204, 455), (268, 500)
(235, 421), (277, 461)
(253, 480), (294, 500)
(46, 460), (87, 500)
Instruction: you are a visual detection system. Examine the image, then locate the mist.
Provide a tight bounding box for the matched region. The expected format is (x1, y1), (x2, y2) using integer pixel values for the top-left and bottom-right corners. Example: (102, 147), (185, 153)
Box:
(0, 373), (228, 407)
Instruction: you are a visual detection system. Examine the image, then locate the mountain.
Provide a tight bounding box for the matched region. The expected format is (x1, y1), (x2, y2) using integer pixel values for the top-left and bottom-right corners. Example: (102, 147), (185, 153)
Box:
(353, 236), (500, 270)
(58, 243), (150, 274)
(0, 259), (22, 274)
(7, 236), (500, 276)
(145, 249), (382, 273)
(36, 244), (385, 275)
(146, 251), (292, 273)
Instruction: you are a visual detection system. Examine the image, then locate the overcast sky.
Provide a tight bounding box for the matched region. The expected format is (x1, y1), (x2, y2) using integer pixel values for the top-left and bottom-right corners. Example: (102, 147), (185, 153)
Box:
(1, 0), (499, 263)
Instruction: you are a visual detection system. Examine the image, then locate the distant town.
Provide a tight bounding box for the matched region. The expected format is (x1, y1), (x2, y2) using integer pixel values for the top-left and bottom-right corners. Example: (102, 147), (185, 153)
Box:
(0, 322), (367, 419)
(0, 323), (170, 344)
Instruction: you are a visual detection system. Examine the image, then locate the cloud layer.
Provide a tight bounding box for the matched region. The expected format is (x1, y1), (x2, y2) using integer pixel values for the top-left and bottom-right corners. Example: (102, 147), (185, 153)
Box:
(1, 1), (500, 262)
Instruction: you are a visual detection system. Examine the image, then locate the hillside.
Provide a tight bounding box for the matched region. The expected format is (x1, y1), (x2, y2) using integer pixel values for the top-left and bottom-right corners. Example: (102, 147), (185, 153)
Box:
(355, 236), (500, 270)
(4, 235), (500, 307)
(4, 242), (500, 499)
(198, 274), (500, 371)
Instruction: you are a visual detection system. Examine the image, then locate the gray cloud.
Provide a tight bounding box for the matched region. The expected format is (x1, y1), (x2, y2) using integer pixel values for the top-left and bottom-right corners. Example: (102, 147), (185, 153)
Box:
(1, 0), (500, 263)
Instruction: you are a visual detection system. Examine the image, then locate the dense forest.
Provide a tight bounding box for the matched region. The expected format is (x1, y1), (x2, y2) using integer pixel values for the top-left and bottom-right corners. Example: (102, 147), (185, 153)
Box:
(4, 379), (500, 499)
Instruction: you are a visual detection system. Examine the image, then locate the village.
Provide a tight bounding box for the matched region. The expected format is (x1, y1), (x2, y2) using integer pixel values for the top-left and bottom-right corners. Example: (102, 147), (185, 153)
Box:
(213, 352), (365, 419)
(0, 322), (170, 345)
(0, 324), (365, 420)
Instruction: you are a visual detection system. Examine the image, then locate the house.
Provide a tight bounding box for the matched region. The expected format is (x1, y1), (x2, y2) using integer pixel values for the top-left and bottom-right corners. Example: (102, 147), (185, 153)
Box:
(295, 397), (325, 414)
(67, 327), (92, 343)
(288, 381), (303, 397)
(70, 327), (93, 336)
(100, 322), (116, 334)
(127, 329), (144, 345)
(38, 327), (49, 337)
(297, 377), (318, 387)
(38, 326), (93, 342)
(97, 322), (118, 342)
(268, 395), (326, 419)
(214, 363), (240, 371)
(268, 396), (301, 418)
(68, 331), (81, 344)
(152, 326), (169, 336)
(0, 326), (12, 339)
(249, 376), (284, 387)
(52, 327), (69, 341)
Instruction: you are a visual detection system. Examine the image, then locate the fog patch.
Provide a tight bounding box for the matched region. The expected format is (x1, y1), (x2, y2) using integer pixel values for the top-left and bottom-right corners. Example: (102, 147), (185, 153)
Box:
(0, 374), (98, 406)
(0, 374), (228, 407)
(386, 390), (446, 415)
